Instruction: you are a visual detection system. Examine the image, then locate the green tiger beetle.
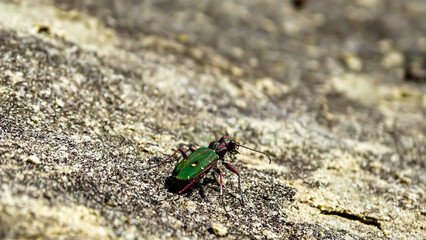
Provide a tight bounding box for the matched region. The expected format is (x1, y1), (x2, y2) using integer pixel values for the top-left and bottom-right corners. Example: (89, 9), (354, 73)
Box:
(125, 136), (272, 216)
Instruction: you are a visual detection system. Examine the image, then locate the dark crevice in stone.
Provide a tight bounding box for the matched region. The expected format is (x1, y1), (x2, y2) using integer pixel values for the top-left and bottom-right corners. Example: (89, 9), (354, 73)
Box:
(321, 210), (382, 230)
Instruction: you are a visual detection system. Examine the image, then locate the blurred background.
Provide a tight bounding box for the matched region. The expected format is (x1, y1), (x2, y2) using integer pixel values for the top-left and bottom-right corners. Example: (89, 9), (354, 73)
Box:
(0, 0), (425, 239)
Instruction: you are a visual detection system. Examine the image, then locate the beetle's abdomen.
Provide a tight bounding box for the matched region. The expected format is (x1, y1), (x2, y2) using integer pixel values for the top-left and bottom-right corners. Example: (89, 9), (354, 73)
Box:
(172, 147), (219, 181)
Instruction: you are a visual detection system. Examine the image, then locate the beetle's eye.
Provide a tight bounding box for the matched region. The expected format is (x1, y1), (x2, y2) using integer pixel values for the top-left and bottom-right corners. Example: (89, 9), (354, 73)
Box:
(228, 140), (236, 150)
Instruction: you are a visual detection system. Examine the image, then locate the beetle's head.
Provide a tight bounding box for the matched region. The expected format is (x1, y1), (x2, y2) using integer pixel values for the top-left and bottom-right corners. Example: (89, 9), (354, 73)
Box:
(220, 136), (239, 153)
(227, 139), (240, 153)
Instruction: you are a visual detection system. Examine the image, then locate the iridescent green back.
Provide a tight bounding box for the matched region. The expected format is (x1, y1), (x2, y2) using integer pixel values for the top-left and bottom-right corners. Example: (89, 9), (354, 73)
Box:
(172, 147), (219, 181)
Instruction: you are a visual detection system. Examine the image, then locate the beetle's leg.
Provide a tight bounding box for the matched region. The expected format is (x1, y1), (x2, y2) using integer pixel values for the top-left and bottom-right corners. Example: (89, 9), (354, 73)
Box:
(124, 148), (183, 171)
(178, 149), (189, 159)
(179, 147), (196, 159)
(224, 162), (244, 205)
(216, 167), (230, 217)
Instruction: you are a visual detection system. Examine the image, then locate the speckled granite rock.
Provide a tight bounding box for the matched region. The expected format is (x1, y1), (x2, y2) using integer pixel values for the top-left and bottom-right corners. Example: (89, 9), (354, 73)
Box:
(0, 0), (425, 239)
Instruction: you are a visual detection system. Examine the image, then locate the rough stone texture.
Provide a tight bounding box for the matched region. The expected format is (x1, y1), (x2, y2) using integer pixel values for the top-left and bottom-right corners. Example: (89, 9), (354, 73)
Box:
(0, 0), (425, 239)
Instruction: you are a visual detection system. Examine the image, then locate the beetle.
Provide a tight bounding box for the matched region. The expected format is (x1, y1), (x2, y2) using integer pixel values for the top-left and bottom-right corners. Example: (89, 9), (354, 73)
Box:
(125, 136), (271, 216)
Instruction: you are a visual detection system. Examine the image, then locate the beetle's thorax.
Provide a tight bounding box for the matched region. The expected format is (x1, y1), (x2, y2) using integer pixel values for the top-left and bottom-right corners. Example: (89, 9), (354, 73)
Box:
(210, 136), (238, 159)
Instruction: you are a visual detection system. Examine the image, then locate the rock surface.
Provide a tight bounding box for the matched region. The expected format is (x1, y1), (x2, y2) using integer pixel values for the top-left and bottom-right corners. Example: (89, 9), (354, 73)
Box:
(0, 0), (425, 239)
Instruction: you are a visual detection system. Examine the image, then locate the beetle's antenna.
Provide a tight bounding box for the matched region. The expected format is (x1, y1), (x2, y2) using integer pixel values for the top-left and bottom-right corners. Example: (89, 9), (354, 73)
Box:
(237, 145), (272, 164)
